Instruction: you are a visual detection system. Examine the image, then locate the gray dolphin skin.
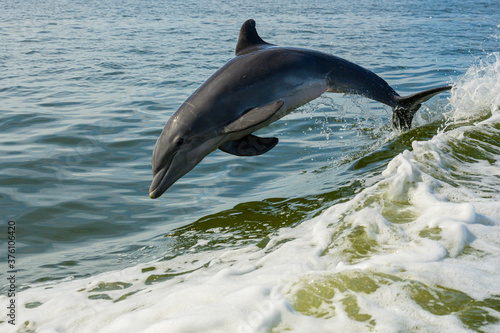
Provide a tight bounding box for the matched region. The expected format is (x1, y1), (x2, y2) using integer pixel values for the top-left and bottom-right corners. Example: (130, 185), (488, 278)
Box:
(149, 19), (451, 199)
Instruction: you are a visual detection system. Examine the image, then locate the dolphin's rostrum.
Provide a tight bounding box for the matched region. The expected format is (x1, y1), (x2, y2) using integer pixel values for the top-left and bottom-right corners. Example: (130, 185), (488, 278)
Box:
(149, 19), (451, 199)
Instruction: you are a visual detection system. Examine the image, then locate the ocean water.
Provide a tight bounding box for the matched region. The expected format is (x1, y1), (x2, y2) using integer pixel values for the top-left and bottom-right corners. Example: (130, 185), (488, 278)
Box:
(1, 0), (499, 332)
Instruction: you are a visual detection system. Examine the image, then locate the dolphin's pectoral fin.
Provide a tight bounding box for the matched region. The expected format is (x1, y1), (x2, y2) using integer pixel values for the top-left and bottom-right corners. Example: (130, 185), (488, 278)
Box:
(224, 100), (284, 134)
(219, 134), (279, 156)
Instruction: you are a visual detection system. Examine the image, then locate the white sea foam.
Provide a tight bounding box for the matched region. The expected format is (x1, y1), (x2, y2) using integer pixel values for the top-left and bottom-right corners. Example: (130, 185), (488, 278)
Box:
(448, 52), (500, 123)
(2, 58), (500, 333)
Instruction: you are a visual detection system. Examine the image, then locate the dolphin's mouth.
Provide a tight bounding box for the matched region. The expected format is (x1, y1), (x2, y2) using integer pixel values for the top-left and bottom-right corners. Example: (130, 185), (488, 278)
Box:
(149, 168), (167, 199)
(149, 152), (178, 199)
(149, 138), (219, 199)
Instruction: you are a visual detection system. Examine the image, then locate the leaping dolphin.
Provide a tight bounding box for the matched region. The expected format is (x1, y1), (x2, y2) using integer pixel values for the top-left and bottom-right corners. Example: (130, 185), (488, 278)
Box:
(149, 19), (451, 199)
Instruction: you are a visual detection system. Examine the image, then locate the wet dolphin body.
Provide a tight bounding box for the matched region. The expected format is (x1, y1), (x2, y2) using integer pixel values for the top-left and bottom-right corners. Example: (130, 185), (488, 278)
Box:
(149, 19), (451, 199)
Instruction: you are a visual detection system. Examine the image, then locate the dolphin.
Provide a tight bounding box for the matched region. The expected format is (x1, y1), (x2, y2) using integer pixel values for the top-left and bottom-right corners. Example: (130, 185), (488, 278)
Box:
(149, 19), (451, 199)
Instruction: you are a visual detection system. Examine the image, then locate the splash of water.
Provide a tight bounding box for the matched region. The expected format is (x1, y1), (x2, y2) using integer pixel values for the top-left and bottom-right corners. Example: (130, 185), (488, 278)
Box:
(448, 52), (500, 124)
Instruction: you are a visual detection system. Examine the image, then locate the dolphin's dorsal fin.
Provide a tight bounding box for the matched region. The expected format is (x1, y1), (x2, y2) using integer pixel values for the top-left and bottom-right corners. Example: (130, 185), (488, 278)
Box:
(224, 100), (284, 133)
(235, 19), (272, 56)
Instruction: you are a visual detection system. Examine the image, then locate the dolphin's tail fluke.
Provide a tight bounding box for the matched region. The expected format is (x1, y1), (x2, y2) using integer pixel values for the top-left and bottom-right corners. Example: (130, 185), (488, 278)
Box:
(392, 85), (452, 130)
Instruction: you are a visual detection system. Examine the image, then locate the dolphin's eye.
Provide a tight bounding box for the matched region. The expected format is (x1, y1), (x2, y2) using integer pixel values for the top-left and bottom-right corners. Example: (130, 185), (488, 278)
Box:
(175, 137), (185, 147)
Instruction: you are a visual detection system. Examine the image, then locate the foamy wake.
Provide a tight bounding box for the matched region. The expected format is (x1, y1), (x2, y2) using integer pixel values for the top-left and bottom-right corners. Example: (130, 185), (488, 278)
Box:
(2, 56), (500, 333)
